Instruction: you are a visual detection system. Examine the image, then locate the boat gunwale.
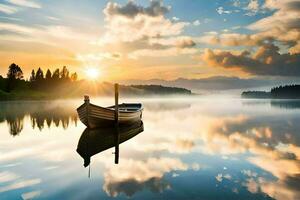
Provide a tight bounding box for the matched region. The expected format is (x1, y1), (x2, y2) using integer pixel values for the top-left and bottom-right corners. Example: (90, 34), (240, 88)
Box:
(77, 102), (143, 114)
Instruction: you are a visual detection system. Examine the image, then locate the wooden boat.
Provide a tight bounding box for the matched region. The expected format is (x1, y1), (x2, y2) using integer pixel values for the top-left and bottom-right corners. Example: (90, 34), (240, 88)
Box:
(77, 96), (143, 128)
(76, 120), (144, 167)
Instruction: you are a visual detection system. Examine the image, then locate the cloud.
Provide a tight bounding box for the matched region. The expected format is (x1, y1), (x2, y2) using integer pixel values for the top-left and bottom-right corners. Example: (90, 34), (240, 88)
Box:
(198, 29), (299, 54)
(104, 0), (170, 19)
(129, 47), (198, 59)
(0, 22), (95, 45)
(197, 32), (269, 47)
(193, 20), (201, 26)
(202, 43), (300, 76)
(172, 16), (179, 21)
(76, 52), (121, 62)
(101, 15), (188, 44)
(0, 3), (18, 14)
(0, 171), (19, 183)
(216, 6), (232, 15)
(233, 0), (241, 7)
(0, 22), (36, 34)
(248, 1), (300, 31)
(245, 0), (260, 16)
(263, 0), (297, 10)
(6, 0), (41, 9)
(200, 0), (300, 77)
(247, 0), (300, 53)
(99, 1), (189, 44)
(148, 36), (196, 48)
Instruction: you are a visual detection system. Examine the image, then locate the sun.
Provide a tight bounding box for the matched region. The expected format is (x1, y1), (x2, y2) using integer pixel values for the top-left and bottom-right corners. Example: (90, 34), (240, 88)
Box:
(85, 68), (100, 80)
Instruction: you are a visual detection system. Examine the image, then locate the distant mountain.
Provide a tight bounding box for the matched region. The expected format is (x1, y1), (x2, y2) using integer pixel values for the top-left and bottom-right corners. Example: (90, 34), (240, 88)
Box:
(118, 76), (295, 92)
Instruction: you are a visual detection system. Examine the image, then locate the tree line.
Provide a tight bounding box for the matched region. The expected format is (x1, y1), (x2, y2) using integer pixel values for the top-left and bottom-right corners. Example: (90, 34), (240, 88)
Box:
(271, 85), (300, 99)
(1, 63), (78, 92)
(242, 84), (300, 99)
(29, 66), (77, 82)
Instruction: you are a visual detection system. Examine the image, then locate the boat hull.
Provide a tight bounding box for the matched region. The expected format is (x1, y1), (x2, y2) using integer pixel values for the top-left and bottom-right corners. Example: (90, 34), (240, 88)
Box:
(77, 103), (143, 128)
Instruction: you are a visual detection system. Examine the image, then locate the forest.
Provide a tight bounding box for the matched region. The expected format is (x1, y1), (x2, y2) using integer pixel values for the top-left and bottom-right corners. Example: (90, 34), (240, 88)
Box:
(0, 63), (192, 100)
(242, 85), (300, 99)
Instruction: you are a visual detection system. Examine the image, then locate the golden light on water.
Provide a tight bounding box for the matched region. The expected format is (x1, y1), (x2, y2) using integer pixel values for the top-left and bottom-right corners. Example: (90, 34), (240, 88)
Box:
(85, 68), (100, 80)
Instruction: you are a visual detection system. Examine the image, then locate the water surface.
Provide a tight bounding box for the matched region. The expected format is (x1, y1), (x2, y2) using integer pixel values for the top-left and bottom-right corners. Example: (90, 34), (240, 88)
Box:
(0, 98), (299, 200)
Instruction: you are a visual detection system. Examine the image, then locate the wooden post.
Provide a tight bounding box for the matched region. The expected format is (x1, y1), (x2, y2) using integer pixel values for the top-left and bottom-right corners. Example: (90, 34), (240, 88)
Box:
(114, 128), (120, 164)
(114, 84), (119, 164)
(114, 84), (119, 123)
(84, 95), (90, 128)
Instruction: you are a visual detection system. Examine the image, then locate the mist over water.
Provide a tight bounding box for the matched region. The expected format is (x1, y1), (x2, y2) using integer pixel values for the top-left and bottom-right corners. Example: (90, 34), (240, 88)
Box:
(0, 97), (299, 200)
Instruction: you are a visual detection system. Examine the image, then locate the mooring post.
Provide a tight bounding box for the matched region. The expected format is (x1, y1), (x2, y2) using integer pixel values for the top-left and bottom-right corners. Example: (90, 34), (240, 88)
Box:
(114, 84), (119, 123)
(114, 83), (120, 164)
(84, 95), (90, 128)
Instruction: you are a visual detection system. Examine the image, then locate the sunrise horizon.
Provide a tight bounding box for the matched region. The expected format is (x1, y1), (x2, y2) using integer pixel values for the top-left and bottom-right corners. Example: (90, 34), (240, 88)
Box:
(0, 0), (300, 84)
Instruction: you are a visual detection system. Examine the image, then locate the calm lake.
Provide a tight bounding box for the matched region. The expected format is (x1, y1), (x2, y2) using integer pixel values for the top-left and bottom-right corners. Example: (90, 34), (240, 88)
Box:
(0, 97), (299, 200)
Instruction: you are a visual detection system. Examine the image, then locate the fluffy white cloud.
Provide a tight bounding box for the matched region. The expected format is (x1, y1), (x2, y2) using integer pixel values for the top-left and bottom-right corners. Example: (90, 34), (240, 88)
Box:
(216, 6), (232, 15)
(172, 16), (179, 21)
(245, 0), (260, 16)
(99, 1), (189, 45)
(100, 15), (188, 44)
(198, 0), (300, 76)
(94, 0), (197, 60)
(193, 20), (201, 26)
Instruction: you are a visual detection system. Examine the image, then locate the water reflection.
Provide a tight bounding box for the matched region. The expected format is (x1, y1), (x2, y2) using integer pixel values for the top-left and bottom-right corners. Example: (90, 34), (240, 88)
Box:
(242, 99), (300, 109)
(195, 114), (300, 200)
(0, 101), (78, 136)
(77, 121), (144, 167)
(0, 99), (300, 200)
(271, 100), (300, 109)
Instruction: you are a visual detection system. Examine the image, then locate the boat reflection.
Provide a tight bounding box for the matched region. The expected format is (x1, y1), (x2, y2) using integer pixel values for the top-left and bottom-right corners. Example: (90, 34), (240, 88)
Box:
(77, 120), (144, 167)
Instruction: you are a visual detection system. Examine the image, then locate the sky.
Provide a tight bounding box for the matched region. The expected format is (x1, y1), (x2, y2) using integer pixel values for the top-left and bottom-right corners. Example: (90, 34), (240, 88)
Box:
(0, 0), (300, 82)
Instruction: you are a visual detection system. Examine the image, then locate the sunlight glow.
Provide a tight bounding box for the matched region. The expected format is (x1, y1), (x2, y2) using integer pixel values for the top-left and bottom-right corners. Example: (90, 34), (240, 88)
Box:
(85, 68), (100, 80)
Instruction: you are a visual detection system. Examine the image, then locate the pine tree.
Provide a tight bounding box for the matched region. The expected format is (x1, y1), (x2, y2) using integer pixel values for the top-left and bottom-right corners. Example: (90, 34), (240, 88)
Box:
(46, 69), (52, 80)
(36, 68), (44, 81)
(52, 68), (60, 80)
(60, 66), (69, 80)
(30, 69), (36, 82)
(70, 72), (78, 81)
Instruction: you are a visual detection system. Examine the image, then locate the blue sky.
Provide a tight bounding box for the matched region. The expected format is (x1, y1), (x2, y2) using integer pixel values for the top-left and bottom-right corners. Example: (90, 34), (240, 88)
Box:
(0, 0), (299, 81)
